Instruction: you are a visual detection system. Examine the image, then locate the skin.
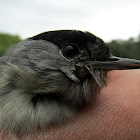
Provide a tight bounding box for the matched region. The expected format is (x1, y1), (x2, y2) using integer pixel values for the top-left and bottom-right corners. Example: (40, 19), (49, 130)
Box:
(0, 70), (140, 140)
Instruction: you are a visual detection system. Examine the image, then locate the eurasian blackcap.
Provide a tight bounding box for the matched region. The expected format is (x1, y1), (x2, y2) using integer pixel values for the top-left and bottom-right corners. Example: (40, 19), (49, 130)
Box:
(0, 30), (140, 134)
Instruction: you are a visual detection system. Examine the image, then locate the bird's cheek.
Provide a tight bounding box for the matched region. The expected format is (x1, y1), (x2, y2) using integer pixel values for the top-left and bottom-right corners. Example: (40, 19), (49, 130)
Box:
(60, 66), (79, 82)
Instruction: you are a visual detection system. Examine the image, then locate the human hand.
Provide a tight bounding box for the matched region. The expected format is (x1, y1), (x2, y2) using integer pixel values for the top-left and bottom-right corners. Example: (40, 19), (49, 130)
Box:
(0, 70), (140, 140)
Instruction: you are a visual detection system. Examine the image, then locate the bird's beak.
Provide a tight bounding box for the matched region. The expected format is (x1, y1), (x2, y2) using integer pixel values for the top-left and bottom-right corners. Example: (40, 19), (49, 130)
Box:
(84, 56), (140, 70)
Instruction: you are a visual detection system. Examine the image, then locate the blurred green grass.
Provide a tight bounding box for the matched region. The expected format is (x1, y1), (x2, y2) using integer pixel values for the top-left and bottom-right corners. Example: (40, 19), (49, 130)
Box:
(107, 38), (140, 60)
(0, 33), (140, 60)
(0, 33), (21, 56)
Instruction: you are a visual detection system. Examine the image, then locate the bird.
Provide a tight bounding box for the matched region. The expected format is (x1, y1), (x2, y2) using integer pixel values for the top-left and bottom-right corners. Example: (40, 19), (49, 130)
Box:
(0, 30), (140, 135)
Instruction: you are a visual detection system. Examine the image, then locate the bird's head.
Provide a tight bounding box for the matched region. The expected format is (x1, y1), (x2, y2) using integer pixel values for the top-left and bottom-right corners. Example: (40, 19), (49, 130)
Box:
(1, 30), (140, 106)
(29, 30), (110, 105)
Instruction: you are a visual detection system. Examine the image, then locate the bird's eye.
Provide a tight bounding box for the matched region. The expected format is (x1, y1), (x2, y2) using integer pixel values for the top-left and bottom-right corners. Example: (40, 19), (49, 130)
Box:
(62, 44), (80, 58)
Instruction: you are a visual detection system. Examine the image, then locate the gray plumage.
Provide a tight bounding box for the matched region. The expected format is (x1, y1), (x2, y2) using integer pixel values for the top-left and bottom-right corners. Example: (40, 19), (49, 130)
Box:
(0, 30), (139, 134)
